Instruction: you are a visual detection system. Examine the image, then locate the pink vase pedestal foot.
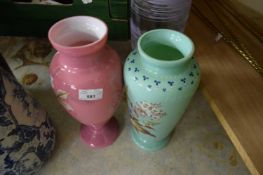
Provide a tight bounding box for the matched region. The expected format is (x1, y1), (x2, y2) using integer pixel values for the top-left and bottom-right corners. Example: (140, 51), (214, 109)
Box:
(80, 117), (119, 148)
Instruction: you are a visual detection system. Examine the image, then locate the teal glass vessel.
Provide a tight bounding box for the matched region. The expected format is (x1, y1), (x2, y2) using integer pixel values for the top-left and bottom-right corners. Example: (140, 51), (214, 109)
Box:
(124, 29), (200, 151)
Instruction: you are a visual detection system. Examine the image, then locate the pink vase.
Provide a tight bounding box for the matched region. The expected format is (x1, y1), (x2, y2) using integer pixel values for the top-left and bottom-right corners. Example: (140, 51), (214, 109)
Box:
(48, 16), (123, 148)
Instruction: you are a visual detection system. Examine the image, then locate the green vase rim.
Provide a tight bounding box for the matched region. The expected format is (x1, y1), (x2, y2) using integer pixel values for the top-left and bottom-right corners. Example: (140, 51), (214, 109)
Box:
(137, 29), (195, 67)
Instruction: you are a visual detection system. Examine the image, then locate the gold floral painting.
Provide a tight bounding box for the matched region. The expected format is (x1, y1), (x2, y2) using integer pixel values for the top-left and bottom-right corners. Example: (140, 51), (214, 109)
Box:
(128, 101), (166, 138)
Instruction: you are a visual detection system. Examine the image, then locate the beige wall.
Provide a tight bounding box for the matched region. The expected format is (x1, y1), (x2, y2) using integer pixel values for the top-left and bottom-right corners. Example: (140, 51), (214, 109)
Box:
(236, 0), (263, 15)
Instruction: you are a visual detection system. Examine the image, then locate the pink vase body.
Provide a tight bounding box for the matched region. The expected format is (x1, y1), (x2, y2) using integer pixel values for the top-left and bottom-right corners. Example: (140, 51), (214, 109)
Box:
(48, 16), (123, 148)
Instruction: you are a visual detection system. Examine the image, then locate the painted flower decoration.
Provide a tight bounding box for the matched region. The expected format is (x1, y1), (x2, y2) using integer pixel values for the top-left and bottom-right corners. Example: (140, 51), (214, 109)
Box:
(129, 101), (166, 137)
(55, 90), (73, 111)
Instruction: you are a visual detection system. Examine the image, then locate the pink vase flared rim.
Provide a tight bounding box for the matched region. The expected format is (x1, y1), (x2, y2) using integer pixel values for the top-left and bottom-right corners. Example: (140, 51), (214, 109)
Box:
(48, 16), (108, 51)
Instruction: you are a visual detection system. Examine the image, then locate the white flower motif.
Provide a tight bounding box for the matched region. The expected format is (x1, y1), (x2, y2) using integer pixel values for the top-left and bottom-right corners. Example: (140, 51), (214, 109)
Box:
(62, 102), (74, 111)
(50, 76), (54, 88)
(55, 89), (74, 111)
(56, 90), (68, 100)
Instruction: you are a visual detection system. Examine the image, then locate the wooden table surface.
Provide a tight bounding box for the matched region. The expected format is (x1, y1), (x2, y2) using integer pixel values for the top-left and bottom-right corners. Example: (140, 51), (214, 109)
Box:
(186, 13), (263, 175)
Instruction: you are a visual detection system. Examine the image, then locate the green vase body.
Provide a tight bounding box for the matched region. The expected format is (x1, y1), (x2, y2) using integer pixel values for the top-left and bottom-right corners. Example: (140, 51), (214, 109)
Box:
(124, 29), (200, 151)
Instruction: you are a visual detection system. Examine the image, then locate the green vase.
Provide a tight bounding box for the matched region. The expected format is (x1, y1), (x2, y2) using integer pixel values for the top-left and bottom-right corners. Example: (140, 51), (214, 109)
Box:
(124, 29), (200, 151)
